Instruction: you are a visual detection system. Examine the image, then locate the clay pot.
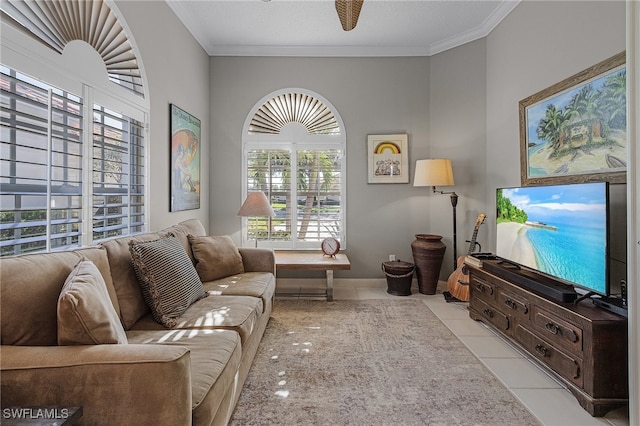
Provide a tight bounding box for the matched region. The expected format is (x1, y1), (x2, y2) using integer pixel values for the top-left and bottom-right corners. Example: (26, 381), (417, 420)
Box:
(411, 234), (446, 295)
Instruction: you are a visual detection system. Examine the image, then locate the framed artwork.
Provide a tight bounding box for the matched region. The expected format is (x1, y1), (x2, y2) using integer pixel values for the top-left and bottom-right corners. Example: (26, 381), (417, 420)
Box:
(170, 104), (201, 211)
(367, 134), (409, 184)
(519, 51), (626, 186)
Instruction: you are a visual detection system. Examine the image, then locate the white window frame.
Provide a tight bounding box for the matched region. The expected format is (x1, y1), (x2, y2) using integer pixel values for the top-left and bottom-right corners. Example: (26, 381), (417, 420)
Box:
(1, 19), (149, 256)
(242, 88), (347, 250)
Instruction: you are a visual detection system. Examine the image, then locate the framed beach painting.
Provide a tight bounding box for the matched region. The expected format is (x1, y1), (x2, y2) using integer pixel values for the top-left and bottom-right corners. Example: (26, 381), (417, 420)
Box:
(367, 134), (409, 184)
(519, 52), (626, 186)
(170, 104), (201, 212)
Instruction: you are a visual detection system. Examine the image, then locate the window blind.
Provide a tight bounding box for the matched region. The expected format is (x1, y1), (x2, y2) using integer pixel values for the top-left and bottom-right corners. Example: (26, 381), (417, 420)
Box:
(246, 147), (343, 247)
(1, 65), (146, 257)
(92, 105), (145, 241)
(0, 66), (83, 255)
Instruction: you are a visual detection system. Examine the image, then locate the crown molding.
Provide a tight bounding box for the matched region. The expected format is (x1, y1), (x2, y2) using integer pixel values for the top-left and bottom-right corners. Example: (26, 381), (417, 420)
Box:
(171, 0), (521, 58)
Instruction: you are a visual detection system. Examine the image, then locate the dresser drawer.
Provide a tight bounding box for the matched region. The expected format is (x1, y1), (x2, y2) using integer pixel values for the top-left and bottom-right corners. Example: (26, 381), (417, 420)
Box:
(473, 297), (510, 332)
(533, 306), (583, 355)
(498, 288), (531, 321)
(515, 325), (583, 388)
(469, 274), (496, 301)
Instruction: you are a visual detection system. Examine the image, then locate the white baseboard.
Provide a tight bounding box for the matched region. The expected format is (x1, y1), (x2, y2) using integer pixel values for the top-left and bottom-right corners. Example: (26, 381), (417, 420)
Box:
(275, 277), (449, 292)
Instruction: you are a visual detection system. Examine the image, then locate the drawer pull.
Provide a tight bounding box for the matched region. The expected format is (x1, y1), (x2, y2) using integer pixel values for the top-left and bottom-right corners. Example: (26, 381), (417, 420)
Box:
(545, 322), (560, 335)
(504, 298), (529, 314)
(483, 308), (494, 318)
(567, 330), (579, 343)
(544, 322), (579, 343)
(572, 363), (580, 379)
(534, 344), (549, 357)
(473, 280), (493, 295)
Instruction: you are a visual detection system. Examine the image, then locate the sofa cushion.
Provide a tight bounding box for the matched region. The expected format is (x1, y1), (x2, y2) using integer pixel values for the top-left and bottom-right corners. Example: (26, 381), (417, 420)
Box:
(130, 295), (261, 346)
(203, 272), (275, 313)
(126, 328), (242, 424)
(1, 251), (87, 346)
(57, 260), (128, 345)
(188, 234), (245, 282)
(129, 236), (208, 328)
(102, 233), (164, 329)
(73, 247), (121, 319)
(160, 219), (207, 264)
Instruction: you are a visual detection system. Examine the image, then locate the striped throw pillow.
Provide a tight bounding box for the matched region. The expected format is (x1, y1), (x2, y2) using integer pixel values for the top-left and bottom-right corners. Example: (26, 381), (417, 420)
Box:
(129, 235), (207, 328)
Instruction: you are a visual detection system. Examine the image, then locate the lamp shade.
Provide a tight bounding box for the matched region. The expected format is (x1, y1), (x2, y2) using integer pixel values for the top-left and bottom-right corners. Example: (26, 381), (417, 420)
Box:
(237, 192), (275, 217)
(413, 159), (455, 187)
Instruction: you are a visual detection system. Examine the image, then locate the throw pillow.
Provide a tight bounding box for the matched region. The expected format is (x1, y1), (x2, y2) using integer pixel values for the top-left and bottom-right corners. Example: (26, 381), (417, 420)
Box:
(57, 259), (128, 345)
(129, 235), (208, 328)
(187, 234), (245, 282)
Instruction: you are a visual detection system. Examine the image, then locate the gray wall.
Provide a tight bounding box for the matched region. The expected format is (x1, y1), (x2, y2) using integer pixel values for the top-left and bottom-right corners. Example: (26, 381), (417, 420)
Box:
(485, 1), (626, 250)
(429, 39), (487, 270)
(208, 1), (625, 281)
(115, 0), (211, 232)
(209, 57), (433, 278)
(118, 0), (625, 281)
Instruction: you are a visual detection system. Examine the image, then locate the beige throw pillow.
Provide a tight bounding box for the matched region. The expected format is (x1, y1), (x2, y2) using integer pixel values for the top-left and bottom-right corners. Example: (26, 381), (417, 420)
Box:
(129, 235), (208, 328)
(57, 260), (128, 345)
(188, 234), (245, 282)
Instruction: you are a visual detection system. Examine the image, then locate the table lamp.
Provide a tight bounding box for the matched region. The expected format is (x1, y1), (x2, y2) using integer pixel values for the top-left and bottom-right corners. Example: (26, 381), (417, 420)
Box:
(237, 191), (275, 247)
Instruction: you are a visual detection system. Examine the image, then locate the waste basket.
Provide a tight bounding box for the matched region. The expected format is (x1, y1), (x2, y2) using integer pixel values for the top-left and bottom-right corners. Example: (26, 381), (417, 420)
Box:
(382, 260), (415, 296)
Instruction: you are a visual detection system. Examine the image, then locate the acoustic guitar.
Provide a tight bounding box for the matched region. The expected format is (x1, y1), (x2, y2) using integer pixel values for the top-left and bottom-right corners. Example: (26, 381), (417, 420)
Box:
(446, 213), (486, 301)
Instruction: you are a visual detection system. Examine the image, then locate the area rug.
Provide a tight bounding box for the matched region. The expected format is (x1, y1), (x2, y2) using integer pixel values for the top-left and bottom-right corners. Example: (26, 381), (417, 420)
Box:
(230, 299), (540, 425)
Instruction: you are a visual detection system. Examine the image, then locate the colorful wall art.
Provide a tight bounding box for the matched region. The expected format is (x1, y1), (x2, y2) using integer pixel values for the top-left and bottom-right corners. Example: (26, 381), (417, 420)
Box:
(170, 104), (201, 211)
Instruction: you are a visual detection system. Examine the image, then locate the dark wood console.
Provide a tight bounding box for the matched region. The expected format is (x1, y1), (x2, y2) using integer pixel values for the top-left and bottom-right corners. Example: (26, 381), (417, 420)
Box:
(467, 264), (628, 416)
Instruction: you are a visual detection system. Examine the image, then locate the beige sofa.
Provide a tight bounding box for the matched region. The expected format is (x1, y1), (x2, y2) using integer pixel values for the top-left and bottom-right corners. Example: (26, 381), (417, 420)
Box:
(0, 219), (275, 425)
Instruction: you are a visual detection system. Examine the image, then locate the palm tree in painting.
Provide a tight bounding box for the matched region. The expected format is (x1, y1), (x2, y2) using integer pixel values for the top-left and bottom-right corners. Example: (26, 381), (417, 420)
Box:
(600, 70), (626, 130)
(536, 104), (570, 152)
(570, 85), (599, 119)
(569, 84), (602, 145)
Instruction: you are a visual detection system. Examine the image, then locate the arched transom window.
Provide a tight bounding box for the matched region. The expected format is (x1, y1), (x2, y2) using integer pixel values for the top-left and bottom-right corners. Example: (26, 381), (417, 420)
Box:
(1, 0), (144, 97)
(242, 89), (346, 249)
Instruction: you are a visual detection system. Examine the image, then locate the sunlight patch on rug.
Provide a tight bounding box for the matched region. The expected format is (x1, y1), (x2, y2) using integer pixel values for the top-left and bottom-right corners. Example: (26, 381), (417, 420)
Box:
(230, 299), (541, 425)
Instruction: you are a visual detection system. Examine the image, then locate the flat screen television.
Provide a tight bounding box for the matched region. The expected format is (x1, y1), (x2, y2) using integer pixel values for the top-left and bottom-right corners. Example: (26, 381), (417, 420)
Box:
(496, 182), (609, 296)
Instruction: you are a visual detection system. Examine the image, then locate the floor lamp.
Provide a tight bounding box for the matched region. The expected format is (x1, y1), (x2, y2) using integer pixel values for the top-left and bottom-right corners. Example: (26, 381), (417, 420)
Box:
(237, 191), (275, 248)
(413, 159), (458, 270)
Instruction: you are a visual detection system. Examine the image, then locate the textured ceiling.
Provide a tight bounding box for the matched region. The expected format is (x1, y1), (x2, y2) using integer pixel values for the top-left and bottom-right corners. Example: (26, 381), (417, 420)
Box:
(166, 0), (520, 57)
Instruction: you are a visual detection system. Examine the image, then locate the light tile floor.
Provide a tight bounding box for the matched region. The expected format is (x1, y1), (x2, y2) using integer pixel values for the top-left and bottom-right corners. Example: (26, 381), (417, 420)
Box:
(276, 279), (630, 426)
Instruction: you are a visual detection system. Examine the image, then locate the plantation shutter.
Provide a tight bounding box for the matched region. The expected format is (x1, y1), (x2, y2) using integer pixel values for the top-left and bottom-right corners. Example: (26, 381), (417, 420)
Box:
(92, 105), (145, 240)
(246, 149), (292, 242)
(0, 67), (84, 255)
(295, 149), (342, 242)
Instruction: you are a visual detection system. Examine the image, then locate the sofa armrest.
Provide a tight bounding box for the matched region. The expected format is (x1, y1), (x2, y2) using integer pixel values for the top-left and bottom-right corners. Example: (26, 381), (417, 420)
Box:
(1, 345), (192, 425)
(238, 248), (275, 274)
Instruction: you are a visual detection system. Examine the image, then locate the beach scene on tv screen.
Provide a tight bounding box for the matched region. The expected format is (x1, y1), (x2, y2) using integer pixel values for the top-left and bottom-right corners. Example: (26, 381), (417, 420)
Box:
(496, 184), (607, 294)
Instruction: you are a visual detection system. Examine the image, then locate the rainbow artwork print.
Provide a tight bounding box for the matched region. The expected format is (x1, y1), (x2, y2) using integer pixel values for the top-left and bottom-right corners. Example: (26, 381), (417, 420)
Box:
(367, 134), (409, 184)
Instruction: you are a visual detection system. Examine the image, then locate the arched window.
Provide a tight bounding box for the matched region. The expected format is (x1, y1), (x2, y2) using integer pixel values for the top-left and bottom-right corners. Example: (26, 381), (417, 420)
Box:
(1, 0), (148, 256)
(242, 89), (346, 249)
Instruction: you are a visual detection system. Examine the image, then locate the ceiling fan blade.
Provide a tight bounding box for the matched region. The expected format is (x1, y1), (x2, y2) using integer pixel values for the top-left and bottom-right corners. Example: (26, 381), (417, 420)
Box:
(335, 0), (364, 31)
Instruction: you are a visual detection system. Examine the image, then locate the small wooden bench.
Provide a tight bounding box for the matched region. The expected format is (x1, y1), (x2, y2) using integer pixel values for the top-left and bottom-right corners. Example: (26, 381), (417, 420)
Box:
(274, 251), (351, 301)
